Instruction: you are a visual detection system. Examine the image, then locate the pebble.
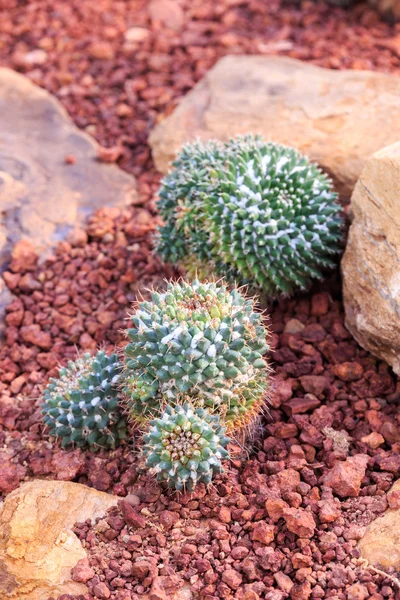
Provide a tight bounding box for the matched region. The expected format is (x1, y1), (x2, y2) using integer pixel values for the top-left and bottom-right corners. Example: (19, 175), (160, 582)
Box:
(324, 455), (369, 498)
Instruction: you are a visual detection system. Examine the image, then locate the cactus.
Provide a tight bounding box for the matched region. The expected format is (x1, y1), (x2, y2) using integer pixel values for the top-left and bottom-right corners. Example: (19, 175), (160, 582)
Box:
(156, 135), (343, 296)
(42, 350), (128, 449)
(144, 403), (230, 491)
(123, 279), (270, 438)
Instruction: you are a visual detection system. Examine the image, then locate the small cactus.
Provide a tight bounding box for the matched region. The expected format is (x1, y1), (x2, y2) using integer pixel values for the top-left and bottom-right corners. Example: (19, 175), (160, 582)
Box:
(123, 279), (270, 438)
(144, 403), (230, 491)
(156, 135), (343, 296)
(42, 350), (128, 449)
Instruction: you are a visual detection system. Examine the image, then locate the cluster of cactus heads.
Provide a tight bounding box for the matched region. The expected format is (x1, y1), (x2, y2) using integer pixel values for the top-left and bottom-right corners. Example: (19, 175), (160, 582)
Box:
(143, 404), (230, 491)
(42, 280), (270, 490)
(157, 135), (343, 296)
(41, 350), (127, 449)
(123, 279), (269, 437)
(42, 135), (342, 491)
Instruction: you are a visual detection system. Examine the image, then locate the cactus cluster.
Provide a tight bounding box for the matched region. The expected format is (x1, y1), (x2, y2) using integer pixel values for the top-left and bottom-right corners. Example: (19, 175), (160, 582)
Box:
(42, 136), (340, 492)
(42, 280), (269, 490)
(42, 350), (127, 449)
(144, 403), (230, 491)
(123, 279), (269, 437)
(157, 135), (343, 296)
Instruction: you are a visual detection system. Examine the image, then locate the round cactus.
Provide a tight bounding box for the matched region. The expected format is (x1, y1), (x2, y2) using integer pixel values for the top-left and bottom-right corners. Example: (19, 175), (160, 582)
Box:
(144, 403), (230, 491)
(156, 135), (343, 296)
(42, 350), (128, 449)
(123, 279), (270, 437)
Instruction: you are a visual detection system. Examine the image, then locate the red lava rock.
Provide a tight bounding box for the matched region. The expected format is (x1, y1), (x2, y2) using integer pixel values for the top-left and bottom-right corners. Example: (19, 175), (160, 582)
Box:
(323, 454), (369, 497)
(251, 521), (275, 544)
(291, 553), (312, 569)
(131, 560), (150, 579)
(93, 582), (111, 599)
(221, 568), (243, 590)
(20, 324), (51, 349)
(64, 154), (77, 165)
(159, 510), (179, 530)
(331, 361), (364, 381)
(277, 469), (301, 493)
(301, 324), (326, 342)
(271, 378), (293, 406)
(231, 546), (249, 559)
(71, 558), (95, 583)
(275, 423), (298, 439)
(380, 421), (400, 444)
(311, 293), (329, 316)
(377, 453), (400, 473)
(52, 449), (86, 480)
(274, 571), (294, 593)
(290, 581), (312, 600)
(347, 583), (370, 600)
(283, 508), (316, 538)
(150, 575), (182, 600)
(318, 499), (341, 523)
(9, 239), (38, 273)
(265, 498), (288, 522)
(283, 394), (321, 415)
(119, 500), (147, 529)
(0, 453), (26, 493)
(299, 375), (329, 396)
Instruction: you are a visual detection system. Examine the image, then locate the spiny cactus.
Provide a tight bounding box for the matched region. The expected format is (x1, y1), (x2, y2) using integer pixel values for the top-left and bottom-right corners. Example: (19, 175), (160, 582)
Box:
(156, 135), (343, 296)
(42, 350), (128, 449)
(123, 279), (270, 438)
(144, 403), (230, 491)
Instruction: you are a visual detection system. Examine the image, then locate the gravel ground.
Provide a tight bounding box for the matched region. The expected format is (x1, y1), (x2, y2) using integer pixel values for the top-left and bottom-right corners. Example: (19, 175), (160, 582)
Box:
(1, 1), (400, 599)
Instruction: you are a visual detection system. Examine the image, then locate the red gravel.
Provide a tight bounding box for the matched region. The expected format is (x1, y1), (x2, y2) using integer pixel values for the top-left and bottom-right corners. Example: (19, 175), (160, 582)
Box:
(1, 1), (400, 599)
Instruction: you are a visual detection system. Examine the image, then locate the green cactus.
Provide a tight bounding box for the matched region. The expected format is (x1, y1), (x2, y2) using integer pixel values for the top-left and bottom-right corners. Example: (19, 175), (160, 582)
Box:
(42, 350), (128, 449)
(144, 403), (230, 491)
(123, 279), (270, 438)
(156, 135), (343, 296)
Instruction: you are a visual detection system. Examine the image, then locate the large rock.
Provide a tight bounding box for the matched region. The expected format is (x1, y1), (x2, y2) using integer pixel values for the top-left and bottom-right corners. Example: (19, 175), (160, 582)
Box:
(359, 479), (400, 569)
(342, 142), (400, 375)
(149, 55), (400, 200)
(0, 480), (118, 599)
(0, 67), (137, 267)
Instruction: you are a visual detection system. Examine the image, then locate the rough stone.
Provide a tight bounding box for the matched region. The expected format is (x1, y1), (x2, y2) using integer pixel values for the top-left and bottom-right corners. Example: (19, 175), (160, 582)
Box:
(149, 55), (400, 200)
(358, 479), (400, 569)
(323, 454), (369, 498)
(0, 67), (137, 320)
(0, 480), (118, 599)
(342, 142), (400, 375)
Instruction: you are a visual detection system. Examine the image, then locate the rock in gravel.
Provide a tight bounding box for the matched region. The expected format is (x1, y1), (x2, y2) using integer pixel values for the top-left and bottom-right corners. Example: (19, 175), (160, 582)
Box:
(359, 479), (400, 569)
(342, 142), (400, 376)
(149, 55), (400, 200)
(0, 480), (118, 600)
(0, 67), (137, 313)
(323, 454), (369, 498)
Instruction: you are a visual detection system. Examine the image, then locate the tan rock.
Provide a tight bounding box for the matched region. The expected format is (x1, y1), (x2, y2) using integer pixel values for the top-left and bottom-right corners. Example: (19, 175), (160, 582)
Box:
(359, 479), (400, 569)
(0, 68), (137, 261)
(342, 142), (400, 375)
(149, 55), (400, 200)
(0, 480), (118, 599)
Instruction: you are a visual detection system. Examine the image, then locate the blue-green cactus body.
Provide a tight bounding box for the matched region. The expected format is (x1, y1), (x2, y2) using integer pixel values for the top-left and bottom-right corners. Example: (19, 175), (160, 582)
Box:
(144, 403), (230, 491)
(42, 350), (128, 449)
(156, 135), (343, 296)
(123, 279), (269, 435)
